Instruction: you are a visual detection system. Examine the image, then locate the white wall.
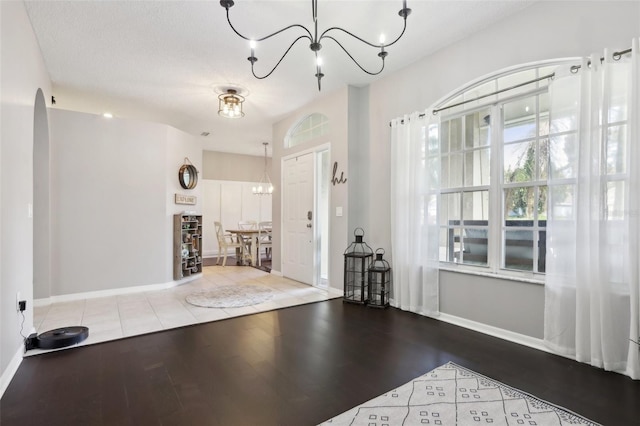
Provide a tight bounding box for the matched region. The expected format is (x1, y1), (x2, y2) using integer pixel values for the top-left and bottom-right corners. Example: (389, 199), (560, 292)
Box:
(166, 126), (203, 279)
(0, 0), (52, 391)
(364, 0), (640, 338)
(33, 89), (51, 300)
(202, 150), (272, 182)
(48, 109), (203, 296)
(347, 86), (370, 237)
(272, 88), (349, 290)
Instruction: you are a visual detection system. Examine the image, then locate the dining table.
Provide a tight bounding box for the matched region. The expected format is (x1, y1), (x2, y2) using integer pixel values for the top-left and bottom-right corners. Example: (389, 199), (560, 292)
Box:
(225, 228), (261, 266)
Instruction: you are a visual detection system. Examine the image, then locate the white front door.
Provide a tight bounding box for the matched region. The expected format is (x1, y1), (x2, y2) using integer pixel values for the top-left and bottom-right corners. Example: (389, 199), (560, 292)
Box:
(282, 153), (314, 284)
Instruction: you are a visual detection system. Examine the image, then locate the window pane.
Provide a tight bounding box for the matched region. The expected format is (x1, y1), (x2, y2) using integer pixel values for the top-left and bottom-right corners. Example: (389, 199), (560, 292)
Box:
(505, 187), (536, 220)
(287, 113), (329, 147)
(538, 65), (558, 79)
(549, 86), (579, 134)
(450, 117), (462, 151)
(452, 228), (462, 263)
(441, 155), (450, 189)
(464, 81), (496, 107)
(439, 228), (450, 262)
(449, 153), (463, 188)
(609, 65), (629, 122)
(462, 228), (488, 266)
(426, 194), (437, 225)
(440, 193), (461, 226)
(538, 230), (547, 273)
(504, 230), (534, 271)
(504, 142), (535, 183)
(539, 92), (550, 136)
(606, 180), (625, 220)
(498, 69), (537, 99)
(549, 184), (575, 220)
(539, 138), (549, 180)
(441, 95), (464, 116)
(606, 124), (627, 174)
(464, 149), (490, 186)
(538, 185), (548, 220)
(549, 134), (578, 179)
(322, 122), (330, 136)
(440, 121), (450, 154)
(464, 109), (491, 148)
(427, 124), (439, 155)
(426, 157), (439, 189)
(504, 98), (537, 143)
(463, 190), (489, 222)
(440, 227), (461, 262)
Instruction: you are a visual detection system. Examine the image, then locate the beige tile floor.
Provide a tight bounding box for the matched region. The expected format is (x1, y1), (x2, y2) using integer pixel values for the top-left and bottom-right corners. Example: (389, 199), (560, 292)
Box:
(30, 265), (339, 356)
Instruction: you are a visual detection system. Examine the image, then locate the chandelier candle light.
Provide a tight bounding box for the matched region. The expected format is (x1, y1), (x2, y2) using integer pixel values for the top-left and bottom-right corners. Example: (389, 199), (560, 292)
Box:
(219, 0), (411, 90)
(253, 142), (274, 195)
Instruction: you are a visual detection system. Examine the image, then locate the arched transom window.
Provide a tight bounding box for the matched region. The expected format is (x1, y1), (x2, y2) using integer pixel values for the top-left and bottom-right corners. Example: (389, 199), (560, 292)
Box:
(286, 113), (329, 148)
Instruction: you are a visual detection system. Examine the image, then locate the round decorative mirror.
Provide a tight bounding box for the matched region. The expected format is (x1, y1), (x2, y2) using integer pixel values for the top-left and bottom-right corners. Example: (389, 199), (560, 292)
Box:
(178, 159), (198, 189)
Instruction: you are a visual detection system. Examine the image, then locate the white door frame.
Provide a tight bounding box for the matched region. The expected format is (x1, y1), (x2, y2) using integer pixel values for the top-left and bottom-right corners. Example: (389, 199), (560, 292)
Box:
(281, 143), (331, 287)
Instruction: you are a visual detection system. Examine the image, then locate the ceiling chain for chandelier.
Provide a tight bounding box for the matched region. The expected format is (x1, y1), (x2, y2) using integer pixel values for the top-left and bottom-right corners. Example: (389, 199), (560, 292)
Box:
(219, 0), (411, 91)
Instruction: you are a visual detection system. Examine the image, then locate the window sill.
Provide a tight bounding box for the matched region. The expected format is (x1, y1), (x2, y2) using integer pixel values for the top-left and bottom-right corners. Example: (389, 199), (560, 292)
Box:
(438, 264), (545, 285)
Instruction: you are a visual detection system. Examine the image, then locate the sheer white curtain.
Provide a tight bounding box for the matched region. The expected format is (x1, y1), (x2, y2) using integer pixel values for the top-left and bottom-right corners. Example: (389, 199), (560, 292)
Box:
(545, 38), (640, 379)
(390, 110), (439, 316)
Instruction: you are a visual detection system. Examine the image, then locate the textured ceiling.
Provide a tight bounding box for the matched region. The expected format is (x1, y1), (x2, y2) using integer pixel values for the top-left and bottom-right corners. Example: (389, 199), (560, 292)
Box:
(24, 0), (536, 156)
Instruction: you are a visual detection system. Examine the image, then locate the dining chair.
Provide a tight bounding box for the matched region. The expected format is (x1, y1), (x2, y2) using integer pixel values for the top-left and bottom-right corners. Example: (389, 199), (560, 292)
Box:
(257, 221), (272, 266)
(237, 220), (258, 264)
(214, 221), (245, 266)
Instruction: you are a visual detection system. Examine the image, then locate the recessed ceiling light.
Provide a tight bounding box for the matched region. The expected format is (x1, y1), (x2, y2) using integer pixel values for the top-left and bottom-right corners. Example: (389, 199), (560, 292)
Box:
(103, 112), (113, 118)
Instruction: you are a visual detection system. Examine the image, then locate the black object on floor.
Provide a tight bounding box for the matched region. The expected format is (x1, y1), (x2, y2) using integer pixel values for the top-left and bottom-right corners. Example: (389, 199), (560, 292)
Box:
(26, 326), (89, 350)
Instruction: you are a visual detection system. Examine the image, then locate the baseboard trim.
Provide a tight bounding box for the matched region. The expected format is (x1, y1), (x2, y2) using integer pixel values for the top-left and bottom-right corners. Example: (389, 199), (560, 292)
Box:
(270, 269), (283, 276)
(33, 274), (201, 307)
(436, 312), (550, 354)
(0, 344), (24, 400)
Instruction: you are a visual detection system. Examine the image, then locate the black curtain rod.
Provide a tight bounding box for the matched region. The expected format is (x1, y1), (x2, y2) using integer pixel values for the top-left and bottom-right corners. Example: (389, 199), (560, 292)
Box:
(389, 46), (633, 127)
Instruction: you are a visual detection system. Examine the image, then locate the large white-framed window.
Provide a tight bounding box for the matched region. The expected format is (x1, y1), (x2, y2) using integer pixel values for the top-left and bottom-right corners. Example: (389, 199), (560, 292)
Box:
(436, 61), (575, 278)
(439, 107), (491, 267)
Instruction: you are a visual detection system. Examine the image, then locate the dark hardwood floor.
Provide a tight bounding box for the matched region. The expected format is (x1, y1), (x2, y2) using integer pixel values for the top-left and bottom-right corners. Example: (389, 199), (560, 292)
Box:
(2, 299), (638, 425)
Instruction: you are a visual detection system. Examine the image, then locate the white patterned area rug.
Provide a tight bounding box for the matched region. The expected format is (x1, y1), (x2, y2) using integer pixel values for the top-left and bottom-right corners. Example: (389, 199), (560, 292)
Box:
(320, 362), (599, 426)
(185, 284), (273, 308)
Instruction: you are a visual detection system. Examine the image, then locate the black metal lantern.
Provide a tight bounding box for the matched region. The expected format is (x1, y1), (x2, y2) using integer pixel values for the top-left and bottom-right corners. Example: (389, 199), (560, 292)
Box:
(343, 228), (373, 304)
(368, 248), (391, 308)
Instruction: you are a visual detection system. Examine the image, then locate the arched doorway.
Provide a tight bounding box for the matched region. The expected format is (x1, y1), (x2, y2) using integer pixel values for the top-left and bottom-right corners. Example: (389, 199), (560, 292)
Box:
(33, 88), (51, 300)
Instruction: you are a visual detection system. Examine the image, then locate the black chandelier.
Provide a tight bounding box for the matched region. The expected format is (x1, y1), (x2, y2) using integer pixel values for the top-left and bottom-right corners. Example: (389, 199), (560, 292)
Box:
(219, 0), (411, 91)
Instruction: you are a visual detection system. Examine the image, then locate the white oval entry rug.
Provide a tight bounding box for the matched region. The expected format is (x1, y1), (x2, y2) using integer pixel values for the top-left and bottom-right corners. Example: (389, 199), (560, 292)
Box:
(185, 284), (273, 308)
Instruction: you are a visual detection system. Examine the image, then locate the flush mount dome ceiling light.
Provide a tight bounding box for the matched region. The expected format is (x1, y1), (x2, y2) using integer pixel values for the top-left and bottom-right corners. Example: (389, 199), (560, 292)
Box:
(219, 0), (411, 91)
(218, 88), (245, 118)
